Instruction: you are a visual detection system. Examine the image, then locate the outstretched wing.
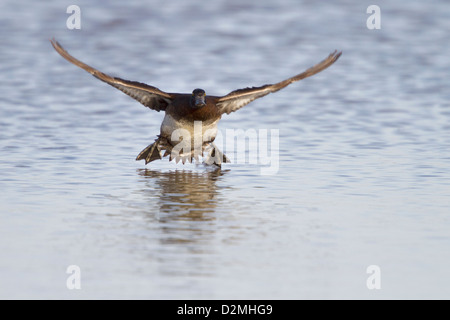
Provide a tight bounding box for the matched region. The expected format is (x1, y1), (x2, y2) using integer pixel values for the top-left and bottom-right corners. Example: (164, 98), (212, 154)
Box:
(51, 38), (173, 112)
(216, 50), (341, 115)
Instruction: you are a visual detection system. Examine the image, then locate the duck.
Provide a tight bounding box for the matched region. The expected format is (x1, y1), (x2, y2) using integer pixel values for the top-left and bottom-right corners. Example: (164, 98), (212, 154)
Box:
(51, 38), (341, 167)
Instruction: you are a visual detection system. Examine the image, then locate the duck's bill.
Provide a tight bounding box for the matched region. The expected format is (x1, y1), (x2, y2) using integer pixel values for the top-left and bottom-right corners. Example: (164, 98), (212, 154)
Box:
(195, 96), (206, 107)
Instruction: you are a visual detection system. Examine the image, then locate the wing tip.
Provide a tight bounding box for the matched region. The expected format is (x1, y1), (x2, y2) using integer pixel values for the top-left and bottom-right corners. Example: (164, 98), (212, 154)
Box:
(50, 37), (59, 48)
(50, 37), (69, 56)
(50, 37), (56, 49)
(331, 50), (343, 61)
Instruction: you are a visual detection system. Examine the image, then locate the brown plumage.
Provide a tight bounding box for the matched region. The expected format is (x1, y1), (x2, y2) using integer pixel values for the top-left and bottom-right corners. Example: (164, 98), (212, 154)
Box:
(51, 38), (341, 167)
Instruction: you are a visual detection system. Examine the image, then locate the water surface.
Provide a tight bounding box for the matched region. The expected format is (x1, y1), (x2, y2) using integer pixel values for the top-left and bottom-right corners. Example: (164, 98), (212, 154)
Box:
(1, 0), (450, 299)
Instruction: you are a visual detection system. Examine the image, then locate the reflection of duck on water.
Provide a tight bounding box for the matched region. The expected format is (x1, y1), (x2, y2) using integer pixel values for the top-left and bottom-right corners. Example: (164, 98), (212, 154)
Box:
(137, 168), (229, 246)
(137, 168), (228, 219)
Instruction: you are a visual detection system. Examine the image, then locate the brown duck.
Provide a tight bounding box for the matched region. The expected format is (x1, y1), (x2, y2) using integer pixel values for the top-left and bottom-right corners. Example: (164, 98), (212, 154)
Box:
(51, 39), (341, 167)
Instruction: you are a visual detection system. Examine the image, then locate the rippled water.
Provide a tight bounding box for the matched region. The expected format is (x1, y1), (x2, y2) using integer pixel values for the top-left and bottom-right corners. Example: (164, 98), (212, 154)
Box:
(1, 0), (450, 299)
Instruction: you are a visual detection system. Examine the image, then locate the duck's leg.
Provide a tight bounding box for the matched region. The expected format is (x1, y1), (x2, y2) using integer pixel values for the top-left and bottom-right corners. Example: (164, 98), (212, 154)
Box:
(204, 142), (230, 167)
(136, 136), (162, 164)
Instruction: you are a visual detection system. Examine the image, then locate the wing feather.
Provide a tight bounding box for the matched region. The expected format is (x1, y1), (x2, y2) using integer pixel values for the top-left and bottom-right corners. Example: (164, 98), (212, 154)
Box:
(51, 38), (173, 112)
(216, 50), (342, 115)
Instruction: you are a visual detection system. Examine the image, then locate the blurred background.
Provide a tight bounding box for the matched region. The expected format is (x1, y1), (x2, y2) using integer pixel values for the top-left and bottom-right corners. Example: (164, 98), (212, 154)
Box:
(0, 0), (449, 299)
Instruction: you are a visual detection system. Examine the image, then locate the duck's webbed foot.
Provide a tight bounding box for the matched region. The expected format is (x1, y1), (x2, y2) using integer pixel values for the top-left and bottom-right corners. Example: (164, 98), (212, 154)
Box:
(204, 142), (230, 167)
(136, 136), (163, 164)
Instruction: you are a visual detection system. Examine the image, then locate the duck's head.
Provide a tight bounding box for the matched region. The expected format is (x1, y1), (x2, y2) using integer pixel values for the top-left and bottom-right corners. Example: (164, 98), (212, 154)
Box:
(190, 88), (206, 108)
